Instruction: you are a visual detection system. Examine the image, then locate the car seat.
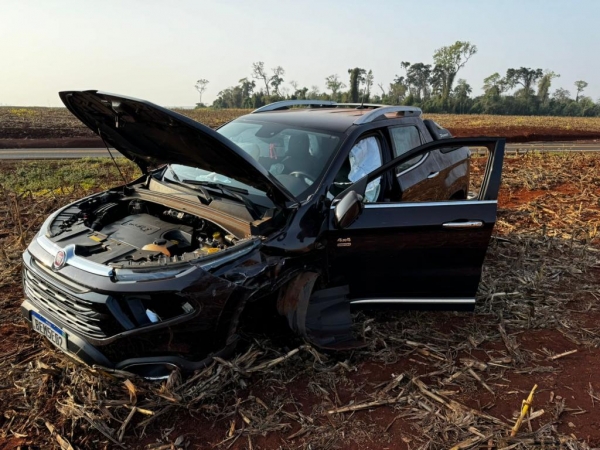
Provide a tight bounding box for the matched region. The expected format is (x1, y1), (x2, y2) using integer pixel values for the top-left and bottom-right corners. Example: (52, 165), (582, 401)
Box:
(283, 134), (313, 175)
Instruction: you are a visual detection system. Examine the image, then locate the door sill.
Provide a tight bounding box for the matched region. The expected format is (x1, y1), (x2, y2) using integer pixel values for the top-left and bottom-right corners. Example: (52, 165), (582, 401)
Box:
(349, 298), (475, 311)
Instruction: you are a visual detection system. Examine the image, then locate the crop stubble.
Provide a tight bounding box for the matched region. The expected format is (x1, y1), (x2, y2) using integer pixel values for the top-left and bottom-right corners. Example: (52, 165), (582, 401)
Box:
(2, 107), (600, 144)
(0, 152), (599, 449)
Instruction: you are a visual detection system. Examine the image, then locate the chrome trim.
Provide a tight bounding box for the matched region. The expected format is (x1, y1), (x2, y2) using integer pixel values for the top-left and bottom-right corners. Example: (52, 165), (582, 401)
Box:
(389, 125), (429, 178)
(427, 171), (440, 179)
(252, 100), (337, 113)
(353, 106), (422, 125)
(350, 298), (475, 305)
(30, 258), (90, 293)
(397, 148), (429, 177)
(335, 103), (387, 108)
(37, 235), (114, 277)
(329, 199), (497, 210)
(361, 200), (497, 209)
(442, 221), (483, 228)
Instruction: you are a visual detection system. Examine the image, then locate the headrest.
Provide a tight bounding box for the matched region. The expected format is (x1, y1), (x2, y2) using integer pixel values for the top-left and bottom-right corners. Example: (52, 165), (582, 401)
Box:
(287, 134), (310, 158)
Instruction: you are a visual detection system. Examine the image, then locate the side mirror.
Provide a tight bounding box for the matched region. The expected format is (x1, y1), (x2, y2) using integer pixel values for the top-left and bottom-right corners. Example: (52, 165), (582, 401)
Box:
(334, 191), (364, 229)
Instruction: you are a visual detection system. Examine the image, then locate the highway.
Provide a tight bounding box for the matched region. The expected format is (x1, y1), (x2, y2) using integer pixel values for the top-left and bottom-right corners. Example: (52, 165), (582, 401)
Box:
(0, 142), (599, 159)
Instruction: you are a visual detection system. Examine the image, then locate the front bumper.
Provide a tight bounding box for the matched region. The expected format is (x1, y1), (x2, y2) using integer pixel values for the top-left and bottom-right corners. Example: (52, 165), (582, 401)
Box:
(21, 243), (242, 378)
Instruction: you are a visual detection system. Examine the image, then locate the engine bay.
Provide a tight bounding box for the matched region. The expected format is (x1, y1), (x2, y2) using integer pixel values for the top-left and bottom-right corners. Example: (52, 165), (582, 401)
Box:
(47, 191), (245, 268)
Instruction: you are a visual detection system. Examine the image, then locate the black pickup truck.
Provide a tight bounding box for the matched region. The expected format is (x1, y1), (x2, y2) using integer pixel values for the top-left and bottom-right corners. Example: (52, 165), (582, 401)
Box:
(21, 93), (504, 378)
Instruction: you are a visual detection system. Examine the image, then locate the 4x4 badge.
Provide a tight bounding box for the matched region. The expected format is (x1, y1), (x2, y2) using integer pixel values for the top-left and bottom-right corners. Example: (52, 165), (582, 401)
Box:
(336, 237), (352, 247)
(53, 250), (66, 270)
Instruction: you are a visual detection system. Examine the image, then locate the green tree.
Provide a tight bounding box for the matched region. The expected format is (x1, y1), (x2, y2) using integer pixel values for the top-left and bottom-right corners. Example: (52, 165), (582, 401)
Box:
(574, 80), (588, 102)
(295, 87), (309, 99)
(474, 73), (507, 114)
(453, 79), (472, 113)
(432, 41), (477, 104)
(307, 85), (321, 99)
(388, 77), (408, 105)
(269, 66), (285, 97)
(238, 78), (256, 108)
(505, 67), (543, 98)
(579, 96), (596, 115)
(537, 71), (559, 104)
(347, 67), (366, 102)
(212, 86), (243, 108)
(362, 70), (374, 102)
(325, 74), (346, 100)
(553, 88), (571, 102)
(406, 63), (431, 101)
(482, 73), (506, 98)
(252, 62), (270, 96)
(194, 79), (209, 106)
(430, 65), (445, 98)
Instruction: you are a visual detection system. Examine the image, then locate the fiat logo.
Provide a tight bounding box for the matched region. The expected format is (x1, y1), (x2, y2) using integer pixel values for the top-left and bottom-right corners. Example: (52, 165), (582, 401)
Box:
(53, 250), (66, 270)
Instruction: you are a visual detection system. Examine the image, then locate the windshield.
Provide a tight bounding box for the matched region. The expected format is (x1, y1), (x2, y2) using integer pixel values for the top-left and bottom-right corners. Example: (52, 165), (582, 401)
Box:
(167, 119), (342, 201)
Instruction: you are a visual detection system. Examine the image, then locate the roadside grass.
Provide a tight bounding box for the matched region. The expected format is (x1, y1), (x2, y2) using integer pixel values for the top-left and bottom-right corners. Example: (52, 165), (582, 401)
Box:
(0, 158), (140, 194)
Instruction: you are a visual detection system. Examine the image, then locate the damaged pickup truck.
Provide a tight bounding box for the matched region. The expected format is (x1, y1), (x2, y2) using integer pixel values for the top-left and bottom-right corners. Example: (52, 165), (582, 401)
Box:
(21, 92), (505, 378)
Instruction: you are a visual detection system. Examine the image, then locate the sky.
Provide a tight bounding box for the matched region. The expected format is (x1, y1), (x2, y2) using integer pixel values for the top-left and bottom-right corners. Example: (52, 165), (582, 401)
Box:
(1, 0), (599, 107)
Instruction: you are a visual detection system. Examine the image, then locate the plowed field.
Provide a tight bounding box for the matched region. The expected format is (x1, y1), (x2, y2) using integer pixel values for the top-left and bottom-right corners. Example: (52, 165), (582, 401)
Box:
(2, 107), (600, 148)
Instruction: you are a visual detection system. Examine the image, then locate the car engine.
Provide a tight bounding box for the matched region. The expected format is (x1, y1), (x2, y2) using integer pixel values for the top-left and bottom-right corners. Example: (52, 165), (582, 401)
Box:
(46, 192), (242, 268)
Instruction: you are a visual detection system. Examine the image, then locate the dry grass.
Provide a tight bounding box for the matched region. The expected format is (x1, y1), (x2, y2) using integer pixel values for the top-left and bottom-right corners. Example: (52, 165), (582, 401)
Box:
(1, 153), (600, 449)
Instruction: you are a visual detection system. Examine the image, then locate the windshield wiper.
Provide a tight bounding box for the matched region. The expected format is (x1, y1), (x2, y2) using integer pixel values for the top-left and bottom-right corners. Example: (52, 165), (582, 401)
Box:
(162, 167), (212, 204)
(182, 180), (261, 220)
(182, 180), (248, 194)
(166, 165), (181, 181)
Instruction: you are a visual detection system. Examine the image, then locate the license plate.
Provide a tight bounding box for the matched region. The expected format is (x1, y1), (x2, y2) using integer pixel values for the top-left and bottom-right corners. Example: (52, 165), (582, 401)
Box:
(31, 311), (68, 352)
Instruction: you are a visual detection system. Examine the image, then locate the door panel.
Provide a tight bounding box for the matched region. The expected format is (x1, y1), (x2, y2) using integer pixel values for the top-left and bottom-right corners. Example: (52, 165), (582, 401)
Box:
(326, 137), (505, 305)
(327, 200), (496, 299)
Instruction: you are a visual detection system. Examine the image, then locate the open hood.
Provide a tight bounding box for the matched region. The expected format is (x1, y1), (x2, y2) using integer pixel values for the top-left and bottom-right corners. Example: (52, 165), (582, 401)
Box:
(59, 90), (296, 206)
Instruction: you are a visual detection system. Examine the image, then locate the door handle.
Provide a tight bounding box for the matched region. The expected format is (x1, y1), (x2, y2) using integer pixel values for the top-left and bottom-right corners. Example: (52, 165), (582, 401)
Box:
(442, 221), (483, 228)
(427, 171), (439, 179)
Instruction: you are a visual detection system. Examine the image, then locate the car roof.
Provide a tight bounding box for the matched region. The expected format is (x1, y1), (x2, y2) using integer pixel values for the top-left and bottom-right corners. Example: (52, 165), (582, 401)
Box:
(234, 107), (420, 134)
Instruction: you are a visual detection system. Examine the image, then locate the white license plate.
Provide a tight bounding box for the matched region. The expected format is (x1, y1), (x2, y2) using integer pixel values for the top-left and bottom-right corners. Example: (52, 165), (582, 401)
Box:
(31, 311), (68, 352)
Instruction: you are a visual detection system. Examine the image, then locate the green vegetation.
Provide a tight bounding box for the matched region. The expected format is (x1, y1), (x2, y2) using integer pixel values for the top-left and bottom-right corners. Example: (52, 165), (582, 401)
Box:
(204, 40), (599, 117)
(0, 158), (139, 194)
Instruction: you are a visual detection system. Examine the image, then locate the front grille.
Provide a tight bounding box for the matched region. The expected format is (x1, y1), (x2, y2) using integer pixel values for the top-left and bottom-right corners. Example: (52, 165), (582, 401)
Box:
(24, 266), (113, 339)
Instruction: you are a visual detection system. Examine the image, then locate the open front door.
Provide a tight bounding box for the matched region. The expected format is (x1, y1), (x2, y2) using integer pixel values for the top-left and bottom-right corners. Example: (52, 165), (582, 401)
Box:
(326, 138), (505, 310)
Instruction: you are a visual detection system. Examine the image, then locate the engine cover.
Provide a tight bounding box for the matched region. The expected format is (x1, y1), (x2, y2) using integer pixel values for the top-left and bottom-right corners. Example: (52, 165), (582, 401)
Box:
(50, 213), (194, 265)
(100, 214), (193, 250)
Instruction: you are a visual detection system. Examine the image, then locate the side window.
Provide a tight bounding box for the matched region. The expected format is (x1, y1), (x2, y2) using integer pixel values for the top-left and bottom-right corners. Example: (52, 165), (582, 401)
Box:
(389, 126), (423, 172)
(331, 136), (383, 203)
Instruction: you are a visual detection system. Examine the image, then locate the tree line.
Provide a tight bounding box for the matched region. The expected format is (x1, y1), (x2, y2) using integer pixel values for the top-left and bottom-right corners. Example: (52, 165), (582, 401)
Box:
(197, 41), (599, 117)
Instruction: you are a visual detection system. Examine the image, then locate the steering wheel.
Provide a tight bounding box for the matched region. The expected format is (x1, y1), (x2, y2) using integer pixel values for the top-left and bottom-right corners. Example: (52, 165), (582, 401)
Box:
(288, 171), (315, 185)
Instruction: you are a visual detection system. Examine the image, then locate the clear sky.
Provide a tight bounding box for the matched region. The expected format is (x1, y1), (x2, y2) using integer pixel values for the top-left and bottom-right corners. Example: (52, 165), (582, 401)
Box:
(1, 0), (598, 107)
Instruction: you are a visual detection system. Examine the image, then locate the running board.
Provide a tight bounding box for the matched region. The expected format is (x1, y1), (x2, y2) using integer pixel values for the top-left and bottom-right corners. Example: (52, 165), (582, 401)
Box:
(350, 298), (475, 311)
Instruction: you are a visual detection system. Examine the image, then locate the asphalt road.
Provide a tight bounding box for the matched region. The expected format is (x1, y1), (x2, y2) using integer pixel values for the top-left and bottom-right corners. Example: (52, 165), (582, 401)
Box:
(0, 142), (599, 159)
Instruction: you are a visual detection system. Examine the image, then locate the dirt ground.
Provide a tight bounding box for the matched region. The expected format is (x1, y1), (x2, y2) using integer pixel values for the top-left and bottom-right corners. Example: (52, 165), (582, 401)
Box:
(1, 153), (600, 449)
(2, 107), (600, 148)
